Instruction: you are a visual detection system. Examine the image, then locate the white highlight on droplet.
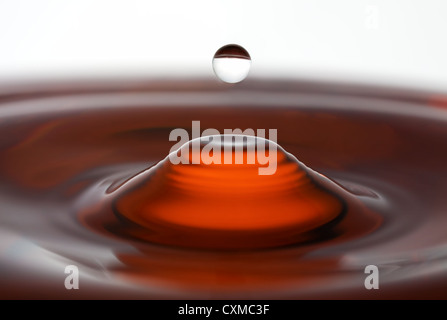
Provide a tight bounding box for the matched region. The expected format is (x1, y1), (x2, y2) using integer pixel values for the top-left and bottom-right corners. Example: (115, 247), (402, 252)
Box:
(212, 57), (251, 84)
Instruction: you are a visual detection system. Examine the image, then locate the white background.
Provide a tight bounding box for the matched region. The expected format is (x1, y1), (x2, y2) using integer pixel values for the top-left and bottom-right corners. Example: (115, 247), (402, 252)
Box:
(0, 0), (446, 89)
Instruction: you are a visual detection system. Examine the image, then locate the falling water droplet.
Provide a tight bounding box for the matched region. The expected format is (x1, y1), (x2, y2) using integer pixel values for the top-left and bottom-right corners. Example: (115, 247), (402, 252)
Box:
(212, 44), (251, 84)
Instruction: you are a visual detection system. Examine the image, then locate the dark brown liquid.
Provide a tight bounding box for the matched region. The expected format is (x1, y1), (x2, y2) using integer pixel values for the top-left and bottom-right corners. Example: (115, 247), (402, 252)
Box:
(110, 135), (377, 250)
(214, 44), (251, 60)
(1, 79), (447, 299)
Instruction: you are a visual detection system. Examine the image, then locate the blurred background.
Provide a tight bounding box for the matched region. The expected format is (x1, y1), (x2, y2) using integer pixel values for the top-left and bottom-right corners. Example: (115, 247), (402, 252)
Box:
(0, 0), (446, 90)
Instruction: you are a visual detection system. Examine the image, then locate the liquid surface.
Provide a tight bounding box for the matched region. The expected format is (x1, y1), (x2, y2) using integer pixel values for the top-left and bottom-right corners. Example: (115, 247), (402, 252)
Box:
(0, 79), (447, 298)
(114, 135), (351, 249)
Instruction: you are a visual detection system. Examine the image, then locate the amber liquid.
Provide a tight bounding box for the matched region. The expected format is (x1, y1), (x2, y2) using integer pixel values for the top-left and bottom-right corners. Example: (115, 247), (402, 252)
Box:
(1, 79), (447, 299)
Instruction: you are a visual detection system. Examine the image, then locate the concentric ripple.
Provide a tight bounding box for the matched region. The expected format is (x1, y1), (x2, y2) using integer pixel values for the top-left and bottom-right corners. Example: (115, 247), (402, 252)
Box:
(0, 80), (446, 298)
